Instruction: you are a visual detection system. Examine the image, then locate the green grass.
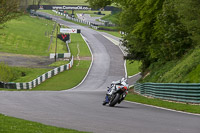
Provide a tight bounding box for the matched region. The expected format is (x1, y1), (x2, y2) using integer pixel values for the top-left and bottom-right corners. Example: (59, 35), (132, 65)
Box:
(70, 34), (91, 57)
(0, 15), (54, 56)
(0, 24), (91, 91)
(126, 60), (141, 76)
(0, 62), (50, 83)
(49, 26), (68, 54)
(49, 60), (69, 67)
(0, 60), (91, 91)
(99, 30), (121, 38)
(34, 60), (91, 91)
(99, 26), (118, 30)
(184, 64), (200, 83)
(142, 47), (200, 83)
(0, 114), (89, 133)
(0, 32), (91, 91)
(0, 62), (22, 82)
(12, 67), (50, 82)
(101, 12), (120, 24)
(32, 32), (92, 91)
(126, 90), (200, 114)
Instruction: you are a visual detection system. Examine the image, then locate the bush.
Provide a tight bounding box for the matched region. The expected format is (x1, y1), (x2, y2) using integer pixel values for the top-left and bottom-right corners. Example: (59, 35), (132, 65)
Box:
(0, 62), (21, 82)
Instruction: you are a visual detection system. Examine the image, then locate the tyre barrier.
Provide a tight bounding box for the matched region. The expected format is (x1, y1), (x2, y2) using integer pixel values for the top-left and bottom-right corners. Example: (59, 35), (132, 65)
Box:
(134, 82), (200, 103)
(1, 57), (73, 90)
(50, 53), (71, 59)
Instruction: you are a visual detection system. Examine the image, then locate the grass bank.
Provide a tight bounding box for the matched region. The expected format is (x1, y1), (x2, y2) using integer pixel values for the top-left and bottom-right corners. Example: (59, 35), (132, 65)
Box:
(142, 47), (200, 83)
(101, 12), (120, 24)
(0, 114), (89, 133)
(0, 15), (54, 56)
(126, 89), (200, 114)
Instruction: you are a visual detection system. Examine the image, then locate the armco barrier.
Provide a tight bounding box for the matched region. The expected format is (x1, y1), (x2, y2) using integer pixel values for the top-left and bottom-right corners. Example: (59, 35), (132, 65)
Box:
(134, 82), (200, 103)
(2, 57), (73, 90)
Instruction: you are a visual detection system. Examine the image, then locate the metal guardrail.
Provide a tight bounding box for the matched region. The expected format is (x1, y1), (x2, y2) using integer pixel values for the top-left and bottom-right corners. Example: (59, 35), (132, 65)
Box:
(134, 83), (200, 103)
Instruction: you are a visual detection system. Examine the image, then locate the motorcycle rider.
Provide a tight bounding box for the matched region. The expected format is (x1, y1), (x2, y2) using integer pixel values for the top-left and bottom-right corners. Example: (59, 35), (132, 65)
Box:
(103, 78), (128, 105)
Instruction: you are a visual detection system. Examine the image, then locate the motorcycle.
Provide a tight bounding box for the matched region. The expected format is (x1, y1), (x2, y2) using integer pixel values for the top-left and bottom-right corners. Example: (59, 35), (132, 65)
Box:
(103, 78), (129, 107)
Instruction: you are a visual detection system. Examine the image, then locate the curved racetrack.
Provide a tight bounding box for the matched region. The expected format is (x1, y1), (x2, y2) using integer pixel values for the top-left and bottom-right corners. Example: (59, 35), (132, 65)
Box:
(0, 13), (200, 133)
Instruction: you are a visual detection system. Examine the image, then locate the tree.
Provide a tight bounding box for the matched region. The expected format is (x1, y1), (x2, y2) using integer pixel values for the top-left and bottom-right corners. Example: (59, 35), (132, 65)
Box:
(151, 0), (192, 61)
(174, 0), (200, 46)
(121, 0), (165, 70)
(86, 0), (193, 71)
(0, 0), (21, 26)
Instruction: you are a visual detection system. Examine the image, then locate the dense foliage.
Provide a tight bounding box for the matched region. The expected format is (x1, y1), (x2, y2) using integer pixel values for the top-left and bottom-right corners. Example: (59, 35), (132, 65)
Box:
(87, 0), (199, 73)
(0, 0), (21, 26)
(0, 62), (22, 82)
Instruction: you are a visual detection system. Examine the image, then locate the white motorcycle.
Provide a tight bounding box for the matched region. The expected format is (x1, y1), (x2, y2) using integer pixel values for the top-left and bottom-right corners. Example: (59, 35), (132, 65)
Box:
(103, 78), (129, 107)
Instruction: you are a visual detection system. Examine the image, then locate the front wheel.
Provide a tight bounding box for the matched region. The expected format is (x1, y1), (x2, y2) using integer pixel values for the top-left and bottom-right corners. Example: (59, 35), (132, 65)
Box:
(109, 93), (120, 107)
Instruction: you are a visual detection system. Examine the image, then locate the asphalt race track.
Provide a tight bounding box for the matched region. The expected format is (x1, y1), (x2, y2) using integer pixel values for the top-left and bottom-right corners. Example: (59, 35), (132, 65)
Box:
(0, 13), (200, 133)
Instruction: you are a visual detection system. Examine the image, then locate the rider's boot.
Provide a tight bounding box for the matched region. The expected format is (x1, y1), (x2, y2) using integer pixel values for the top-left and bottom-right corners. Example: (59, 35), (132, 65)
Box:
(102, 95), (109, 105)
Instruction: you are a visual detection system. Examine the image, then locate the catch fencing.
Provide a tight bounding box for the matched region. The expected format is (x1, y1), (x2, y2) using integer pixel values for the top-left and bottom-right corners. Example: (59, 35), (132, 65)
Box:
(134, 82), (200, 103)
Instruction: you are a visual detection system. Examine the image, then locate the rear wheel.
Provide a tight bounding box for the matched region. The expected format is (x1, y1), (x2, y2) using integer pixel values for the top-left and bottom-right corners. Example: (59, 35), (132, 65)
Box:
(109, 93), (120, 107)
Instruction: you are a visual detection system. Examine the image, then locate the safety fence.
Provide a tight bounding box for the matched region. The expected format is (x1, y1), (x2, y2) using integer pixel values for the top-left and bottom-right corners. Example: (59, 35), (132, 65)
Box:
(1, 57), (73, 90)
(134, 83), (200, 103)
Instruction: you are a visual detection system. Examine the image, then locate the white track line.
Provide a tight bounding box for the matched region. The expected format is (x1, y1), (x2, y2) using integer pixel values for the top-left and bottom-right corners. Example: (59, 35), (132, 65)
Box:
(101, 34), (200, 116)
(125, 100), (200, 116)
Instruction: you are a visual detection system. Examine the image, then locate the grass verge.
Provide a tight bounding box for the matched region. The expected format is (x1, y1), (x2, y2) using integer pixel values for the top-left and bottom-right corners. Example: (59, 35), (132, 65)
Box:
(101, 13), (120, 24)
(70, 34), (91, 57)
(0, 15), (54, 56)
(126, 60), (141, 76)
(13, 67), (50, 83)
(126, 89), (200, 114)
(0, 60), (91, 91)
(142, 48), (200, 83)
(34, 60), (91, 91)
(0, 114), (89, 133)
